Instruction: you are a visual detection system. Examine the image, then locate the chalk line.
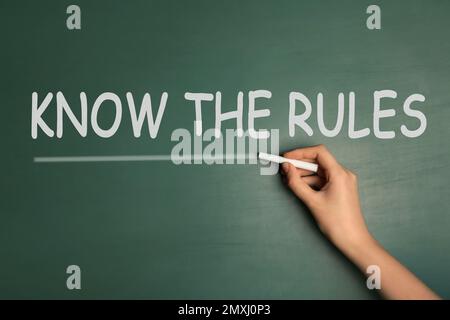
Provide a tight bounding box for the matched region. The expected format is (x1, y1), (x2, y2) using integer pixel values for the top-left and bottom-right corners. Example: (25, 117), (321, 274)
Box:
(33, 154), (258, 163)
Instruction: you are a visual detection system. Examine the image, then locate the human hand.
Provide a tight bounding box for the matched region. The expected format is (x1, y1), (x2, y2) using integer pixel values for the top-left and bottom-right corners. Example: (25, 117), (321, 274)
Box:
(282, 145), (373, 251)
(282, 145), (440, 299)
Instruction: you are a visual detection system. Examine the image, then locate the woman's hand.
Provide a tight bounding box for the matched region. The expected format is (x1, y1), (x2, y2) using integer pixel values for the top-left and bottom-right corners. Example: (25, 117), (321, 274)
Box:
(282, 144), (372, 251)
(282, 144), (440, 300)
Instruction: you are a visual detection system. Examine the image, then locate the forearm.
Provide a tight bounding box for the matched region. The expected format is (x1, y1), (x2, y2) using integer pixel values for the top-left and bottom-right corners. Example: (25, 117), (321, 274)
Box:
(338, 235), (440, 300)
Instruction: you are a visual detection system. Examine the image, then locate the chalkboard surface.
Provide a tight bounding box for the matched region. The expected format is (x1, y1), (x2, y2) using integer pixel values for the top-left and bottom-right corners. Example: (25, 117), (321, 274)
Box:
(1, 0), (450, 299)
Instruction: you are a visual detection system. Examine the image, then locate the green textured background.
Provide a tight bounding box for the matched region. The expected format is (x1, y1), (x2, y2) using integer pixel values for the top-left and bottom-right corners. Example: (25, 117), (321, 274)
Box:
(1, 0), (449, 299)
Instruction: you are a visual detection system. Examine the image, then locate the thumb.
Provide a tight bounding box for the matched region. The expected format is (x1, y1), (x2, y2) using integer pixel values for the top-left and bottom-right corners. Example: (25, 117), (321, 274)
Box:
(283, 163), (316, 204)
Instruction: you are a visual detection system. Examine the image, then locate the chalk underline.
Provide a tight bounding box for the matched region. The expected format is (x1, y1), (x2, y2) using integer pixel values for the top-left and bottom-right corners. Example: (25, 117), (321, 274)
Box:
(33, 154), (259, 163)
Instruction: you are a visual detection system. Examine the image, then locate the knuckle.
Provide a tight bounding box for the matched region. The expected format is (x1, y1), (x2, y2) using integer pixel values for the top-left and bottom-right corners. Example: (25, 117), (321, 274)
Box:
(335, 168), (347, 178)
(348, 170), (358, 179)
(317, 144), (331, 155)
(287, 178), (296, 188)
(345, 170), (358, 183)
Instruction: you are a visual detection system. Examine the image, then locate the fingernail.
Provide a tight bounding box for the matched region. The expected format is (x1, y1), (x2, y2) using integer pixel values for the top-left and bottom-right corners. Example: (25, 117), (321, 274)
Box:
(282, 162), (289, 173)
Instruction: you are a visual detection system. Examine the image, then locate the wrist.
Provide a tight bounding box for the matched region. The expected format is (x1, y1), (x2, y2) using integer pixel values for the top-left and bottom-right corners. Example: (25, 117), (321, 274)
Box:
(333, 229), (378, 260)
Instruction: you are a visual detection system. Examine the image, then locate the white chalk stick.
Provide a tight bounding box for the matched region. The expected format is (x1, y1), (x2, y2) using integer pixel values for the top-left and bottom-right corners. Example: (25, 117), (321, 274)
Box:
(258, 152), (318, 173)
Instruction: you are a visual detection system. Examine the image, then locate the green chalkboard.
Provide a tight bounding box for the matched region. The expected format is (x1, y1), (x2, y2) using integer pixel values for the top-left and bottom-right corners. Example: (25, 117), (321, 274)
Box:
(1, 0), (450, 299)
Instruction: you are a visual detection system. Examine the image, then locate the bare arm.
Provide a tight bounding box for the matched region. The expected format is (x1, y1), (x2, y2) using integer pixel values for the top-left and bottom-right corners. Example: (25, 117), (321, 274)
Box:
(282, 144), (440, 300)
